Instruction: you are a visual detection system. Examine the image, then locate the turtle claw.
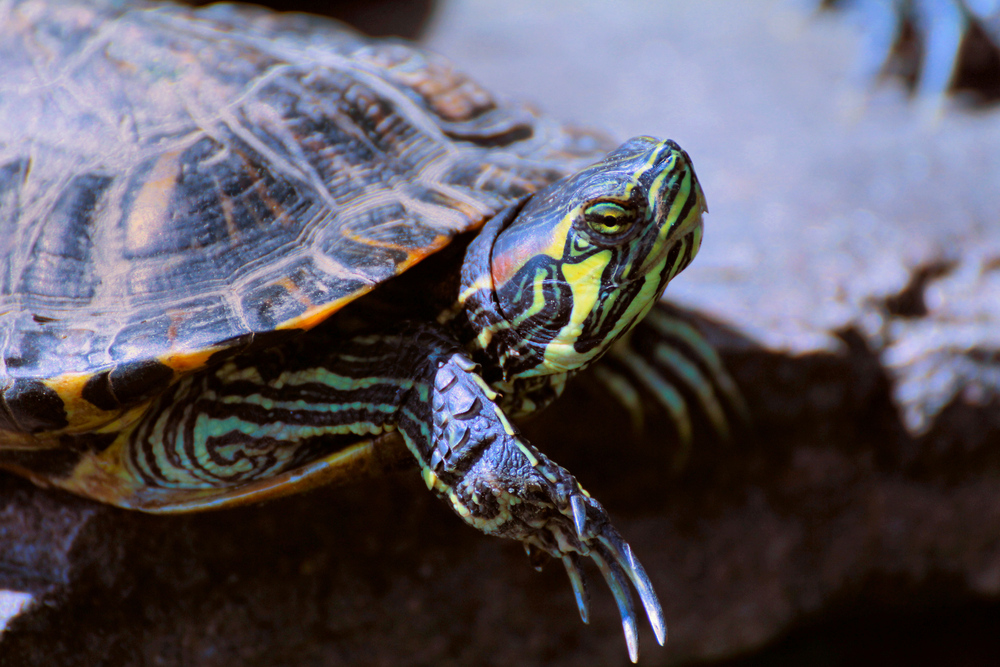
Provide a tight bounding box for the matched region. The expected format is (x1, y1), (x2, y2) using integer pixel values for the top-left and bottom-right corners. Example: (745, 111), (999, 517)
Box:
(534, 466), (664, 659)
(591, 543), (640, 663)
(597, 527), (667, 646)
(570, 493), (588, 538)
(561, 553), (591, 624)
(559, 490), (666, 660)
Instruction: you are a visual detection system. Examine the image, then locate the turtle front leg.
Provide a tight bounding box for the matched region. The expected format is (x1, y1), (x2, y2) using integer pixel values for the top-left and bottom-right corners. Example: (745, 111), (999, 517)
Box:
(398, 350), (666, 663)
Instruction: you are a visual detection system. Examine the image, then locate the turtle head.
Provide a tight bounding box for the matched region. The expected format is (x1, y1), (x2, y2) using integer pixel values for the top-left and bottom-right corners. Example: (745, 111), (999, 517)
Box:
(461, 136), (706, 380)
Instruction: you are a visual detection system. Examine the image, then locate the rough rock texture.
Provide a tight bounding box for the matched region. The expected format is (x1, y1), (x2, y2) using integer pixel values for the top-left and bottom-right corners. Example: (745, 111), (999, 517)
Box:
(2, 1), (1000, 666)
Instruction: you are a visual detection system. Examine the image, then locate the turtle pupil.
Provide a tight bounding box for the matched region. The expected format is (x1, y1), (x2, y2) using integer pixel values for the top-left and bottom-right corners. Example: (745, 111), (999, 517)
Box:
(584, 201), (635, 238)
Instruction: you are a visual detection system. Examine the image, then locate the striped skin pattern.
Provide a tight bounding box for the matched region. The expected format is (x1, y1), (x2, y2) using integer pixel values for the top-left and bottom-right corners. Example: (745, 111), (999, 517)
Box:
(77, 137), (705, 500)
(123, 331), (414, 491)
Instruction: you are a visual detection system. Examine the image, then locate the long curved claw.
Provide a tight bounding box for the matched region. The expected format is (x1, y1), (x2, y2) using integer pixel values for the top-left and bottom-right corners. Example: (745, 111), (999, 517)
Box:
(590, 545), (640, 663)
(597, 527), (667, 646)
(570, 493), (588, 538)
(421, 350), (664, 661)
(556, 478), (665, 660)
(561, 553), (591, 624)
(529, 466), (666, 661)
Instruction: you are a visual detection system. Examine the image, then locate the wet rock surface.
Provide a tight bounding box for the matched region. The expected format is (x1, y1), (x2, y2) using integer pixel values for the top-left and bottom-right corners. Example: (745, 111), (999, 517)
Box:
(3, 1), (1000, 665)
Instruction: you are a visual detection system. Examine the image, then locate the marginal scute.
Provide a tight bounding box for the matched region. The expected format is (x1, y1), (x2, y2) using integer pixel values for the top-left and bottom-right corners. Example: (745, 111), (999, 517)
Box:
(1, 378), (69, 433)
(204, 329), (303, 367)
(81, 360), (175, 412)
(79, 372), (117, 412)
(240, 278), (315, 332)
(4, 329), (70, 374)
(106, 317), (174, 370)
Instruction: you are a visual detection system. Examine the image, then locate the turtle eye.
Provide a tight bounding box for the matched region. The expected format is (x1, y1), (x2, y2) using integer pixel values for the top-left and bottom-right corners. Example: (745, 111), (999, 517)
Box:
(582, 201), (639, 240)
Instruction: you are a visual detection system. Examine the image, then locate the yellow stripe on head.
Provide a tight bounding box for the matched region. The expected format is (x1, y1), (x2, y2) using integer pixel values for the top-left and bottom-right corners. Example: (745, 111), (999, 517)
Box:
(461, 136), (706, 381)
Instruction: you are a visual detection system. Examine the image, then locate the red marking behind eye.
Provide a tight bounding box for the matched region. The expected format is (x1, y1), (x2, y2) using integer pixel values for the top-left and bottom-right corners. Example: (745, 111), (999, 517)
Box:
(490, 231), (549, 289)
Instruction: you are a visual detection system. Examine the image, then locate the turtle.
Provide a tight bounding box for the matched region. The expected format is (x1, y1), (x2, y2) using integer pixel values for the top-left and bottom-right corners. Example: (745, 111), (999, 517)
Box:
(0, 0), (718, 659)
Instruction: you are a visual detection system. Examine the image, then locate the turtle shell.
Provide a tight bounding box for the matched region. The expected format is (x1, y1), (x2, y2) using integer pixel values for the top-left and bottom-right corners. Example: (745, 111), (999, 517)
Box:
(0, 0), (609, 440)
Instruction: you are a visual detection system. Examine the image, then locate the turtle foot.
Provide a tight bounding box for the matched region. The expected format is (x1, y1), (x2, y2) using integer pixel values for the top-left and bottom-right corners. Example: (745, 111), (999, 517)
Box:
(448, 443), (666, 663)
(417, 351), (666, 661)
(532, 473), (666, 664)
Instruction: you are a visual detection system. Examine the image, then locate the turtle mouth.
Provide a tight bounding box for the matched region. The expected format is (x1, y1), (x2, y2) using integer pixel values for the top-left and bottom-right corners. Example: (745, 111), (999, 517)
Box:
(629, 209), (703, 285)
(625, 143), (706, 281)
(666, 228), (702, 279)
